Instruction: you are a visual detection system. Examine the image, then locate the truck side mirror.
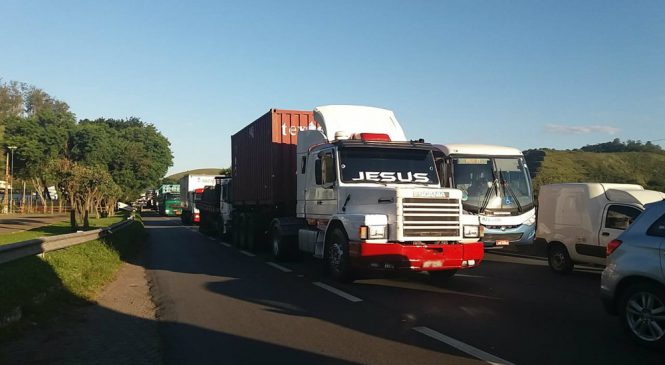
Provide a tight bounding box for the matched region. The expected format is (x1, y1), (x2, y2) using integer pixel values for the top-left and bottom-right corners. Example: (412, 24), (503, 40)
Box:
(315, 159), (322, 185)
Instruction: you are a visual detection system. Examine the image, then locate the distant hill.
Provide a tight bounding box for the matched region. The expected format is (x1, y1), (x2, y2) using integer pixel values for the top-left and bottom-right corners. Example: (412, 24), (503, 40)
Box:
(524, 150), (665, 193)
(164, 168), (229, 182)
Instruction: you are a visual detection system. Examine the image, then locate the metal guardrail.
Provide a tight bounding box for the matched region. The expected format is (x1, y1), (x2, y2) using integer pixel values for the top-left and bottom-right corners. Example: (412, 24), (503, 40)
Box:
(0, 217), (136, 265)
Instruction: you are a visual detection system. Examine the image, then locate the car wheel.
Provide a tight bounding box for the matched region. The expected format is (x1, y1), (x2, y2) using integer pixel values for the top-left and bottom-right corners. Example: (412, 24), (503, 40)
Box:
(548, 244), (573, 274)
(620, 282), (665, 348)
(325, 229), (354, 283)
(429, 269), (458, 281)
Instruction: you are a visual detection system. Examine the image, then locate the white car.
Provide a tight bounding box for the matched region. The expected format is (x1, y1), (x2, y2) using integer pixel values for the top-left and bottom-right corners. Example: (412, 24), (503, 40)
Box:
(601, 200), (665, 348)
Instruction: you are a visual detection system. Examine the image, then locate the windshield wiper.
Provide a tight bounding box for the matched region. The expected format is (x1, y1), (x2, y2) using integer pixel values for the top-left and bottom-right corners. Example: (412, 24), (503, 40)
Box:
(478, 179), (498, 214)
(498, 170), (523, 213)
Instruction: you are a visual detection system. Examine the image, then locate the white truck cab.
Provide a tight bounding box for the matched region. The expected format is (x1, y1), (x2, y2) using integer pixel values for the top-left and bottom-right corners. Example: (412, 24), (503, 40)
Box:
(270, 105), (484, 282)
(537, 183), (665, 273)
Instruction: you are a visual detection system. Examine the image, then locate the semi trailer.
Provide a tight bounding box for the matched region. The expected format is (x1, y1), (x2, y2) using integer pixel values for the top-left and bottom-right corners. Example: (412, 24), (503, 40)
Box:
(230, 106), (484, 282)
(179, 174), (216, 224)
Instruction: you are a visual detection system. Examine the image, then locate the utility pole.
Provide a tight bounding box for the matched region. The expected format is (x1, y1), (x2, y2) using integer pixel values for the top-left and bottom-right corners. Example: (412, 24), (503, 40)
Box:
(2, 152), (8, 213)
(8, 146), (17, 213)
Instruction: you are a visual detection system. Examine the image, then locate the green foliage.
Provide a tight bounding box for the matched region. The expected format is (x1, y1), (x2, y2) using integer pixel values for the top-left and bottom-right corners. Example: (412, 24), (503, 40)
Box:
(580, 138), (664, 154)
(1, 79), (173, 228)
(77, 118), (173, 200)
(530, 150), (665, 194)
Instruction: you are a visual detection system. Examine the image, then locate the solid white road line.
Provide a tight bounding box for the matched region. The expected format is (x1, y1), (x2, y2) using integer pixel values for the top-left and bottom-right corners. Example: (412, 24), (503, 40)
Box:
(266, 262), (292, 273)
(208, 237), (216, 241)
(413, 327), (514, 365)
(219, 242), (232, 247)
(239, 250), (256, 257)
(312, 282), (363, 303)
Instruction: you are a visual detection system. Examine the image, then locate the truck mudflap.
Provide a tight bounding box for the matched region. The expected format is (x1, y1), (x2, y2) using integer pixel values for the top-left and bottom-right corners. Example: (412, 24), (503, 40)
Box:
(349, 242), (484, 271)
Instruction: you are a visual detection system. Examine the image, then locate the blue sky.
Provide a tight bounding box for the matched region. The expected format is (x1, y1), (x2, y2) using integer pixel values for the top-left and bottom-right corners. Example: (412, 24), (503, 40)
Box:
(1, 0), (663, 175)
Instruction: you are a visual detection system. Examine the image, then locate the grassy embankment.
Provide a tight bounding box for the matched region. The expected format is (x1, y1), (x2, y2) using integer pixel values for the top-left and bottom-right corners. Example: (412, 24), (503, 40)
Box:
(0, 213), (146, 342)
(526, 150), (665, 194)
(0, 216), (125, 246)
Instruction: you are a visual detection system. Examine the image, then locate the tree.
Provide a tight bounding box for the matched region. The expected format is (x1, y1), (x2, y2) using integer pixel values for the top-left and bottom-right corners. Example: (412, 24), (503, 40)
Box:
(76, 117), (173, 201)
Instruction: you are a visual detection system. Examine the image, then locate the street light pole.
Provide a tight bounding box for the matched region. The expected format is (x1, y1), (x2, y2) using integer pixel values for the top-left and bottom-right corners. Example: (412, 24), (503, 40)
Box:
(8, 146), (17, 213)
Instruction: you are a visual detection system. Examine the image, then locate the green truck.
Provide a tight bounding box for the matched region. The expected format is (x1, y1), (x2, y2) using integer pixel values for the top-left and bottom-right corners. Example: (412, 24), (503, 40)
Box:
(157, 184), (181, 216)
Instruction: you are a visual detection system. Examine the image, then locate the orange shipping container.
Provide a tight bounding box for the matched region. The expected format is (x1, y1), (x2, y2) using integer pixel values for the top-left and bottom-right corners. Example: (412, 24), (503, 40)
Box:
(231, 109), (317, 214)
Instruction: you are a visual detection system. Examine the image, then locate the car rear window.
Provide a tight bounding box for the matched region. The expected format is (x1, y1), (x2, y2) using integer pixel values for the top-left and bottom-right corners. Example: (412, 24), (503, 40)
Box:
(647, 214), (665, 237)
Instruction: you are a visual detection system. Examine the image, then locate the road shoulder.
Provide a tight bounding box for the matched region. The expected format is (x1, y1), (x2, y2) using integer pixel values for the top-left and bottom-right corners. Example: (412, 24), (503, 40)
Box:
(1, 259), (161, 364)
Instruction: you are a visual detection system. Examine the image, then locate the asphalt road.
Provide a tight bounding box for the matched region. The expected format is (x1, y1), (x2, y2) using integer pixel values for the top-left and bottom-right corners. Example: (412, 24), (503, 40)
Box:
(144, 215), (664, 365)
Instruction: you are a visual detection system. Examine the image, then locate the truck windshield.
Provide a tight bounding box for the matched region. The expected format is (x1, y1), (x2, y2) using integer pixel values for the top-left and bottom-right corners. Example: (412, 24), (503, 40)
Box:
(339, 147), (438, 184)
(452, 157), (533, 212)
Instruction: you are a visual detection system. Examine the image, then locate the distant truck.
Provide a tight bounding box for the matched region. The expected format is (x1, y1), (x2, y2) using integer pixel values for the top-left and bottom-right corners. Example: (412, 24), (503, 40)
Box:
(431, 144), (536, 247)
(157, 184), (181, 216)
(179, 174), (217, 224)
(197, 176), (233, 237)
(536, 183), (665, 273)
(230, 106), (484, 282)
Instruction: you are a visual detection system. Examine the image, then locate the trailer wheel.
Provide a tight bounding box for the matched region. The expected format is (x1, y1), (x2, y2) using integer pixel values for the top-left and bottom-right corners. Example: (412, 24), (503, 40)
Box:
(271, 222), (295, 261)
(246, 217), (257, 251)
(325, 228), (354, 283)
(231, 215), (241, 247)
(235, 214), (247, 248)
(548, 243), (573, 274)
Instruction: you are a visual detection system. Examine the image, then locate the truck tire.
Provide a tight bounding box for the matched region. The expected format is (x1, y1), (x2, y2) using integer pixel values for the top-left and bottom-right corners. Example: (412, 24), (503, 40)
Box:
(235, 214), (247, 248)
(325, 228), (355, 283)
(271, 222), (296, 261)
(245, 217), (257, 251)
(231, 215), (241, 247)
(429, 269), (458, 281)
(548, 244), (573, 274)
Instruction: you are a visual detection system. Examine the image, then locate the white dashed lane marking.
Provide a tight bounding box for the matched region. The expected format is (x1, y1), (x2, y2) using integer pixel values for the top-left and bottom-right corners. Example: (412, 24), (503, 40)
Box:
(312, 282), (363, 303)
(266, 262), (292, 273)
(413, 327), (514, 365)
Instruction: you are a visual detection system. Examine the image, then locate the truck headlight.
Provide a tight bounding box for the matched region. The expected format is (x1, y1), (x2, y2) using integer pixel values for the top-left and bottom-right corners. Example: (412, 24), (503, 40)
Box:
(360, 225), (387, 240)
(524, 215), (536, 226)
(463, 225), (480, 238)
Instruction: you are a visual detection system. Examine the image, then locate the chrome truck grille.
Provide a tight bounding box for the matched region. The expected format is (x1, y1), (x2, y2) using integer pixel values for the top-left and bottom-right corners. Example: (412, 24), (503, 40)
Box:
(398, 197), (461, 240)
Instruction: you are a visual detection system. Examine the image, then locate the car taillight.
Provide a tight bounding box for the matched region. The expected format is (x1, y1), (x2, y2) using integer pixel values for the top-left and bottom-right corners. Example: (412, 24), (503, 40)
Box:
(607, 239), (622, 256)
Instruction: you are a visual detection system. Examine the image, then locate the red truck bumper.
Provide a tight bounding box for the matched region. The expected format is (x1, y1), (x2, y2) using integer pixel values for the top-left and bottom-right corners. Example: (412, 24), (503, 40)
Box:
(349, 242), (484, 271)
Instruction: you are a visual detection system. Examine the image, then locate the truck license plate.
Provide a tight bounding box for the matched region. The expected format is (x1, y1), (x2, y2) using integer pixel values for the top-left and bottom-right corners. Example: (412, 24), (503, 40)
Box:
(496, 240), (509, 246)
(423, 260), (443, 268)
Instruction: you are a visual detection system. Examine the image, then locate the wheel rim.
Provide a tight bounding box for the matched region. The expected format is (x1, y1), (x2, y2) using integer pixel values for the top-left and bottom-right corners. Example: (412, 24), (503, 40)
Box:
(626, 291), (665, 342)
(551, 250), (566, 270)
(328, 242), (343, 273)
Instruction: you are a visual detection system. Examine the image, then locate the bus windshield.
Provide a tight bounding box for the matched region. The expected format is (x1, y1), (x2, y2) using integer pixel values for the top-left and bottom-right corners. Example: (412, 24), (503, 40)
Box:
(451, 157), (533, 213)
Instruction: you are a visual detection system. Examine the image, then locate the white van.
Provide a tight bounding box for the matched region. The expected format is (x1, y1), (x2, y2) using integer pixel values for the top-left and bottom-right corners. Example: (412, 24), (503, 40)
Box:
(536, 183), (665, 273)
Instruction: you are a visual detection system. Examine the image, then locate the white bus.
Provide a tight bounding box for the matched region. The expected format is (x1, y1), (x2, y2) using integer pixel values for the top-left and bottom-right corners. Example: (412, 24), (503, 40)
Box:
(432, 144), (536, 247)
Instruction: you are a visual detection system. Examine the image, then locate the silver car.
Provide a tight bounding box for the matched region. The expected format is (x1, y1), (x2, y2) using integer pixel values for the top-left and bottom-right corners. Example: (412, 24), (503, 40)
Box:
(601, 199), (665, 349)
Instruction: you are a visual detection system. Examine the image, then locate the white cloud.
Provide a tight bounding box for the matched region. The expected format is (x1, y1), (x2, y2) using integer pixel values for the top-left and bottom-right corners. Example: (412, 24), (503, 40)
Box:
(544, 124), (620, 135)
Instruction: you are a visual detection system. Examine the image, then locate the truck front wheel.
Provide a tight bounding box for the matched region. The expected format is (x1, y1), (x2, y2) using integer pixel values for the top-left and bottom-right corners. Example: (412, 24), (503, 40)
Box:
(325, 229), (354, 283)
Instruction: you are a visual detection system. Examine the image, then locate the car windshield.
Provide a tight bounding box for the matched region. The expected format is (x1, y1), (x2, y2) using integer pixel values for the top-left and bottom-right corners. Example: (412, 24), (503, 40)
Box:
(339, 147), (439, 184)
(452, 156), (533, 212)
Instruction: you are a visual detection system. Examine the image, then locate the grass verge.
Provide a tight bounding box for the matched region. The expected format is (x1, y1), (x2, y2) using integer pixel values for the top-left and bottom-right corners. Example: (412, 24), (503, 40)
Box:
(0, 214), (145, 342)
(0, 214), (127, 246)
